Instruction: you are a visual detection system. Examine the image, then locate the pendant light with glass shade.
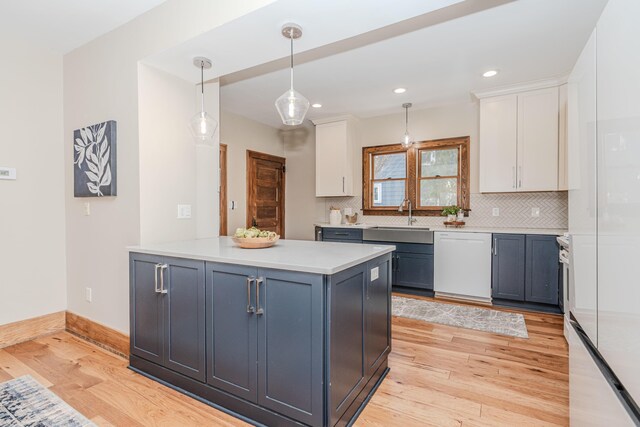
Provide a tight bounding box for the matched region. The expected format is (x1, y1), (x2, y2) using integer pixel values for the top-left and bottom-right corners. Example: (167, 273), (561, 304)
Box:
(401, 103), (414, 148)
(189, 56), (218, 142)
(275, 23), (310, 126)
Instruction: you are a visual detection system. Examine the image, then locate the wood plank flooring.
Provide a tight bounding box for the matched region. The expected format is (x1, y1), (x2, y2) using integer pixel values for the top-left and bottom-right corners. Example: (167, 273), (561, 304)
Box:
(0, 296), (568, 426)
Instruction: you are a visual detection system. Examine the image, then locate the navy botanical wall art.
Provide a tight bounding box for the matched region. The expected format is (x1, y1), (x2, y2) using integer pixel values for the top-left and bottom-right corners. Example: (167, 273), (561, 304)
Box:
(73, 120), (117, 197)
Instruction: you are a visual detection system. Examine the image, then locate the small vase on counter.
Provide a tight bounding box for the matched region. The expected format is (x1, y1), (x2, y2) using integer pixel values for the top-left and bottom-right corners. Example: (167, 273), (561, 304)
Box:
(329, 207), (342, 225)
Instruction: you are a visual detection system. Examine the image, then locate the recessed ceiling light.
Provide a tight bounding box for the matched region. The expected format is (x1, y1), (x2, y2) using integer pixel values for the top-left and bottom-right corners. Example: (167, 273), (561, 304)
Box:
(311, 103), (322, 108)
(483, 70), (498, 77)
(393, 87), (406, 94)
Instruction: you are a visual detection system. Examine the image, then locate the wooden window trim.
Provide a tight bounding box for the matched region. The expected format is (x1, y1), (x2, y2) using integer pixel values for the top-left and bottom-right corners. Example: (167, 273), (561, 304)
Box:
(362, 136), (470, 216)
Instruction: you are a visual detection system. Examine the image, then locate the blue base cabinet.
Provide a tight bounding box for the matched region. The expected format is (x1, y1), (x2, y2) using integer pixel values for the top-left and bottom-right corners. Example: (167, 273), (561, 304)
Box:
(130, 254), (206, 382)
(129, 252), (391, 427)
(492, 234), (560, 309)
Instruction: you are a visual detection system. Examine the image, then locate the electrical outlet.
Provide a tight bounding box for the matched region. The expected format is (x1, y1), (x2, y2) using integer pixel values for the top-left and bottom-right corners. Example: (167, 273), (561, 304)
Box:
(492, 208), (500, 217)
(177, 204), (192, 219)
(371, 266), (379, 281)
(531, 207), (540, 217)
(85, 287), (92, 302)
(84, 202), (91, 216)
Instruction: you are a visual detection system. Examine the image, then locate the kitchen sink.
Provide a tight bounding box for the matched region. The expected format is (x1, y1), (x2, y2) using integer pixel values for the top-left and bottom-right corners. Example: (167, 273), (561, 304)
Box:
(362, 227), (434, 244)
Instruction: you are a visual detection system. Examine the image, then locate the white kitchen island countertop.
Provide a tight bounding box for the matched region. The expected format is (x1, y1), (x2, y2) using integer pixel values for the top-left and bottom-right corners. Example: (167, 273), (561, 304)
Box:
(128, 237), (394, 275)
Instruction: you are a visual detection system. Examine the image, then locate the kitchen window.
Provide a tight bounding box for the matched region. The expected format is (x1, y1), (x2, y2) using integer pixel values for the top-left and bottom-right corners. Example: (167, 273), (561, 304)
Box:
(362, 137), (470, 215)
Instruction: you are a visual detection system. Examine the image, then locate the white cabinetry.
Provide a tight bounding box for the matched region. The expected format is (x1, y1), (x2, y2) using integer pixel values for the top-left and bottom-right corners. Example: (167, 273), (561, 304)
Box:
(479, 86), (560, 193)
(313, 118), (355, 197)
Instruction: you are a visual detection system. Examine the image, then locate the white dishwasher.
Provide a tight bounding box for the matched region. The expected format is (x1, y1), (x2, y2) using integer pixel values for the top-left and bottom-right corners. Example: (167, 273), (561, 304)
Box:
(434, 231), (492, 303)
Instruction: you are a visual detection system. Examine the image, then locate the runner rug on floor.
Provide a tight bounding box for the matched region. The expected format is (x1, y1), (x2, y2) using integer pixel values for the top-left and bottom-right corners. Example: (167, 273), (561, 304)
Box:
(0, 375), (94, 427)
(392, 296), (529, 338)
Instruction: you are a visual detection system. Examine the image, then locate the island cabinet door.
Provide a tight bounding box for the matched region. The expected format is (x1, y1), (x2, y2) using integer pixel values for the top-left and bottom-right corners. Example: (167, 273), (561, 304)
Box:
(365, 255), (392, 377)
(256, 268), (324, 426)
(163, 258), (206, 382)
(206, 263), (259, 403)
(130, 253), (164, 366)
(492, 234), (526, 301)
(327, 264), (367, 426)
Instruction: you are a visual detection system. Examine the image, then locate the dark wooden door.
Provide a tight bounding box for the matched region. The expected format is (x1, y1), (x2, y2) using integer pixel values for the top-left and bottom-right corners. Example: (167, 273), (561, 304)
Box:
(525, 235), (560, 305)
(206, 263), (259, 402)
(247, 150), (285, 237)
(163, 258), (206, 382)
(130, 253), (164, 365)
(492, 234), (526, 301)
(256, 268), (324, 426)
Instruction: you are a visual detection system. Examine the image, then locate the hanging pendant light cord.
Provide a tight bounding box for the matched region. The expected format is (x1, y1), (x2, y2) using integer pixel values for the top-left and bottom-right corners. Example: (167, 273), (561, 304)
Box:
(289, 31), (294, 91)
(405, 106), (409, 133)
(200, 62), (205, 113)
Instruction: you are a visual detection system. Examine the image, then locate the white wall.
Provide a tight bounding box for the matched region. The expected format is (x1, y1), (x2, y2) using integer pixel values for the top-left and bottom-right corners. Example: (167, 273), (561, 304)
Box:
(220, 111), (283, 234)
(0, 38), (66, 325)
(357, 102), (479, 193)
(283, 124), (324, 240)
(64, 0), (275, 333)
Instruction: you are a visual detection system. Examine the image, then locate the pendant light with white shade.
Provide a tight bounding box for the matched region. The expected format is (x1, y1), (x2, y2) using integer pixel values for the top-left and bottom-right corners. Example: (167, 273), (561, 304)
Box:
(401, 103), (414, 148)
(275, 23), (310, 126)
(189, 56), (218, 142)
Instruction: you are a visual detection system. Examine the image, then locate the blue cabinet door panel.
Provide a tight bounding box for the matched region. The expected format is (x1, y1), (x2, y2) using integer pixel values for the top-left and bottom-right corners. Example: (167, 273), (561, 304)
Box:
(525, 235), (560, 305)
(492, 234), (526, 301)
(164, 258), (206, 382)
(205, 263), (258, 402)
(130, 254), (164, 365)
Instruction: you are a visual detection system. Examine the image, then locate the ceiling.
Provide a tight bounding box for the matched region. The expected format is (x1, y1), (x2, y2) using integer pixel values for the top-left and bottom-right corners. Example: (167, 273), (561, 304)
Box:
(217, 0), (607, 127)
(0, 0), (168, 53)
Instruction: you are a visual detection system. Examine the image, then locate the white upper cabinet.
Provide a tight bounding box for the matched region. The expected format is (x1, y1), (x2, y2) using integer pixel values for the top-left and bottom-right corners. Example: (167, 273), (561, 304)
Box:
(313, 118), (355, 197)
(479, 85), (560, 193)
(479, 95), (518, 192)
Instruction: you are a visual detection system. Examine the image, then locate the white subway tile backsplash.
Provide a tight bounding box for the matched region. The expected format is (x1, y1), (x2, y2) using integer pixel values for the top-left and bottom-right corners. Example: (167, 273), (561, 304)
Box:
(321, 192), (567, 229)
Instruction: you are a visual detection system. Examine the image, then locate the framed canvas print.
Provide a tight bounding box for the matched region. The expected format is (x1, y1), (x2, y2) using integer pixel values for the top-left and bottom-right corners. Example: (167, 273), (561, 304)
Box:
(73, 120), (117, 197)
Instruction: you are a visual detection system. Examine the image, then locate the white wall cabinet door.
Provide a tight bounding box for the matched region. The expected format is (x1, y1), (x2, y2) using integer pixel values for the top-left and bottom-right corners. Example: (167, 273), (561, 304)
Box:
(315, 120), (353, 197)
(479, 95), (518, 192)
(517, 86), (559, 191)
(479, 87), (560, 193)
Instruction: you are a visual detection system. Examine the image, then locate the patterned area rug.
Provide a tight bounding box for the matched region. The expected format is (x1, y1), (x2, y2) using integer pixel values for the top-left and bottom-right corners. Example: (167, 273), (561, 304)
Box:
(0, 376), (94, 426)
(392, 296), (529, 338)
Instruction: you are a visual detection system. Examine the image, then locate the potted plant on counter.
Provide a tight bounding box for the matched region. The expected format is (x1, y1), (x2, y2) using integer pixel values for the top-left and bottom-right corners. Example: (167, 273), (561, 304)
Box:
(442, 205), (460, 222)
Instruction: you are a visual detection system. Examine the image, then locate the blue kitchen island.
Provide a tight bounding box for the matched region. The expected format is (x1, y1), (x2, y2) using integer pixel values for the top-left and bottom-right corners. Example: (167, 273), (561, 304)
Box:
(128, 237), (394, 426)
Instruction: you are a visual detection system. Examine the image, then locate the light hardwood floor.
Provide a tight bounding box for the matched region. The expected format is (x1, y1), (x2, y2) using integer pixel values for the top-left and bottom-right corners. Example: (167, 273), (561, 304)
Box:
(0, 296), (568, 427)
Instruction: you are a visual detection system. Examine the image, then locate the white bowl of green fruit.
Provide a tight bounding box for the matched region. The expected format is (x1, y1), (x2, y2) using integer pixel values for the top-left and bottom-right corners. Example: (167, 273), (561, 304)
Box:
(232, 227), (280, 249)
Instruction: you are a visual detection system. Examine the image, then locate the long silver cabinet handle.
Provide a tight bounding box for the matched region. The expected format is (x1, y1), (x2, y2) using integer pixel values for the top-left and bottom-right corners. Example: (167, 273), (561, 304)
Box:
(154, 263), (161, 293)
(518, 166), (522, 188)
(246, 277), (256, 313)
(494, 239), (498, 256)
(255, 277), (264, 315)
(159, 264), (168, 294)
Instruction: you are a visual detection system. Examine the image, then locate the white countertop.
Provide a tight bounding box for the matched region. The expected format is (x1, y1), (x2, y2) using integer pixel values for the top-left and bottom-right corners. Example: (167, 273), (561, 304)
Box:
(128, 237), (394, 275)
(315, 223), (567, 236)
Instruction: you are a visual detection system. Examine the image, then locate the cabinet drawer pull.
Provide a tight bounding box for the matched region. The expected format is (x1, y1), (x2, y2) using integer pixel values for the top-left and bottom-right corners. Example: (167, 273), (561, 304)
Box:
(154, 264), (161, 293)
(246, 277), (255, 314)
(159, 264), (168, 294)
(494, 239), (497, 256)
(333, 232), (350, 236)
(256, 277), (264, 315)
(342, 176), (345, 193)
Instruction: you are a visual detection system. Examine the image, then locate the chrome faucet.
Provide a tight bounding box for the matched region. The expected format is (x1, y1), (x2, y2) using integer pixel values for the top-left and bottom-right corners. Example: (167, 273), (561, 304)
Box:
(398, 198), (417, 226)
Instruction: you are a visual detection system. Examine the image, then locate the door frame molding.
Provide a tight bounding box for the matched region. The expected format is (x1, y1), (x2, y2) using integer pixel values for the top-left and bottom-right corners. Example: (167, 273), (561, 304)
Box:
(246, 150), (286, 238)
(219, 143), (227, 236)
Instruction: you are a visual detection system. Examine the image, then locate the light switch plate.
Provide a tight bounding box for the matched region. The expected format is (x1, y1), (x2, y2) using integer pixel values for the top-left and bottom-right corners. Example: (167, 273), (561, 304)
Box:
(492, 208), (500, 217)
(177, 204), (192, 219)
(0, 167), (16, 180)
(531, 207), (540, 217)
(371, 266), (379, 281)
